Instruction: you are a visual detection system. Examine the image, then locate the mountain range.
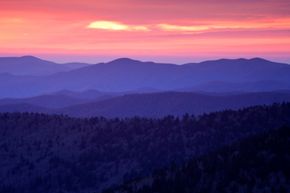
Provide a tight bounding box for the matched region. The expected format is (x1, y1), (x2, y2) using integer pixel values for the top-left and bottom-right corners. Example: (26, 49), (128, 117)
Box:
(1, 91), (290, 118)
(1, 55), (290, 193)
(1, 56), (290, 98)
(0, 55), (88, 75)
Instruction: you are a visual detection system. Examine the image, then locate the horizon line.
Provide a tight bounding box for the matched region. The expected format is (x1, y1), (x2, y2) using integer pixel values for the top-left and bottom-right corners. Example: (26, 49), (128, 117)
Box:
(0, 54), (289, 65)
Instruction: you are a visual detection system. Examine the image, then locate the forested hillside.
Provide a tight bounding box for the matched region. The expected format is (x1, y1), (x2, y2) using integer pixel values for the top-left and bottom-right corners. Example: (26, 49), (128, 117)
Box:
(104, 125), (290, 193)
(1, 91), (290, 118)
(1, 103), (290, 193)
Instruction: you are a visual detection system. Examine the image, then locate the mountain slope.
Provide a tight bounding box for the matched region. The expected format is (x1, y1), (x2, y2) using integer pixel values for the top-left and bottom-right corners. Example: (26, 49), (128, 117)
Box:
(0, 103), (49, 113)
(1, 57), (290, 98)
(1, 91), (290, 117)
(0, 56), (89, 75)
(49, 89), (118, 100)
(0, 94), (88, 109)
(59, 91), (290, 118)
(104, 125), (290, 193)
(46, 58), (290, 92)
(186, 80), (290, 92)
(1, 103), (290, 193)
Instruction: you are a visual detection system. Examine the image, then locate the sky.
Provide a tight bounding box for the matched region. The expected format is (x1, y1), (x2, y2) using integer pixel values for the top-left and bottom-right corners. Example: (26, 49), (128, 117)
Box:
(0, 0), (290, 63)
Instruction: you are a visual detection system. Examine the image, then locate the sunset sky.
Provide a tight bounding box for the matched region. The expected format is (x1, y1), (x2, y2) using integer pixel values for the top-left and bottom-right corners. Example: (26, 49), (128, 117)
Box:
(0, 0), (290, 63)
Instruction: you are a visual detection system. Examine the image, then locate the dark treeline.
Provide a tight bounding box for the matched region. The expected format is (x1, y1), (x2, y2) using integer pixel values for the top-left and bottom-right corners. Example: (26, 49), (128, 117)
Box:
(1, 103), (290, 193)
(104, 125), (290, 193)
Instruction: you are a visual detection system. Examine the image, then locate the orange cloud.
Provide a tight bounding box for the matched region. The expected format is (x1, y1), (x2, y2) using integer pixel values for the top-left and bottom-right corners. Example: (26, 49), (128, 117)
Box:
(157, 18), (290, 32)
(87, 21), (149, 31)
(157, 24), (210, 32)
(86, 18), (290, 34)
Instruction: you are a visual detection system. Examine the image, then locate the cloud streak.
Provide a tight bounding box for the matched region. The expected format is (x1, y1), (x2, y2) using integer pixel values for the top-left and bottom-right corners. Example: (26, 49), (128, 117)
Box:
(157, 19), (290, 32)
(87, 21), (149, 31)
(86, 18), (290, 33)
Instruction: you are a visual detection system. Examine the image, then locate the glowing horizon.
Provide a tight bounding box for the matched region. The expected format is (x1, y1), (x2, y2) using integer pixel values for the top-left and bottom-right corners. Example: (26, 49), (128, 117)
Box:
(0, 0), (290, 63)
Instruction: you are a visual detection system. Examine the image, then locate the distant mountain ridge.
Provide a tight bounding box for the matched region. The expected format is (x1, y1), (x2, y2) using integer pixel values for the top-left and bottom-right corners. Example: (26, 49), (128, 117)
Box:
(1, 56), (290, 98)
(1, 91), (290, 118)
(58, 91), (290, 118)
(0, 55), (89, 75)
(0, 94), (87, 109)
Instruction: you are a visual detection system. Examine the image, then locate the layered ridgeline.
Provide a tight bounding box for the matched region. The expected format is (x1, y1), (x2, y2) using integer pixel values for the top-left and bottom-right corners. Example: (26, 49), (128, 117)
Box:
(1, 103), (290, 193)
(0, 91), (290, 118)
(1, 56), (290, 98)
